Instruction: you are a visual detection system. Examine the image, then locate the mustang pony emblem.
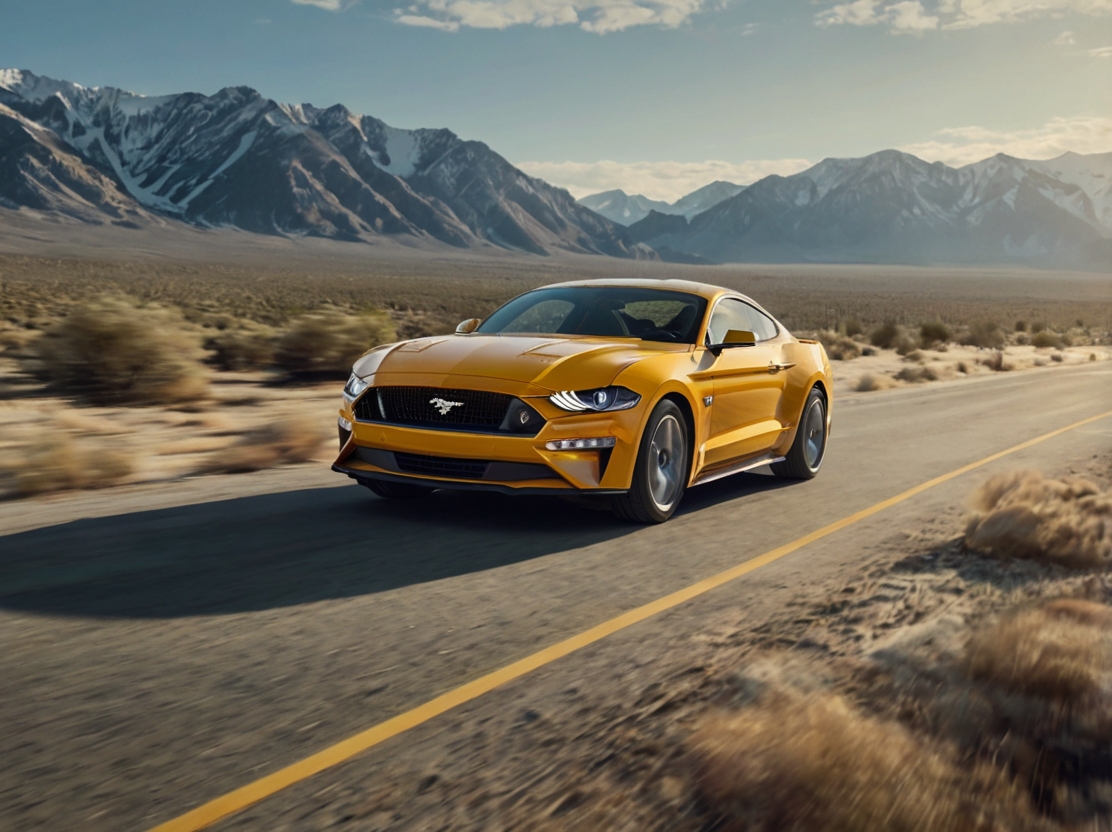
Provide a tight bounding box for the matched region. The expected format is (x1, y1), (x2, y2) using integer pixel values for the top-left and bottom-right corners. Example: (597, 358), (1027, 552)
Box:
(429, 397), (465, 415)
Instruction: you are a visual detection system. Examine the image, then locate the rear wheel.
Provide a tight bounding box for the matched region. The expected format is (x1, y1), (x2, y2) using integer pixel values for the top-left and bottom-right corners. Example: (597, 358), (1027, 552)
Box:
(771, 387), (827, 480)
(362, 478), (435, 499)
(612, 400), (690, 524)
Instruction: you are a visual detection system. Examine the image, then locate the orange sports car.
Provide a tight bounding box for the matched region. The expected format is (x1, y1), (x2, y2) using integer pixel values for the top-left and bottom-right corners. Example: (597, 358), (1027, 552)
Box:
(333, 279), (831, 523)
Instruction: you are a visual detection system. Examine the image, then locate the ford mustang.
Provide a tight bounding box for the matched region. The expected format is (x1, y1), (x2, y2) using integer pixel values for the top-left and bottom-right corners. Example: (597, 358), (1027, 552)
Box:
(333, 279), (831, 523)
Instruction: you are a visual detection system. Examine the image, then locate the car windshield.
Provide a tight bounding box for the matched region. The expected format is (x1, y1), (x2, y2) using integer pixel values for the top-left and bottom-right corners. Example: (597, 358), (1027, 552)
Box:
(476, 286), (708, 344)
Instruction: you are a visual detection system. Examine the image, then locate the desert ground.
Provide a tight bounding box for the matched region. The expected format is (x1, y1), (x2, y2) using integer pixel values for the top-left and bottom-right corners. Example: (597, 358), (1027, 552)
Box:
(1, 221), (1112, 831)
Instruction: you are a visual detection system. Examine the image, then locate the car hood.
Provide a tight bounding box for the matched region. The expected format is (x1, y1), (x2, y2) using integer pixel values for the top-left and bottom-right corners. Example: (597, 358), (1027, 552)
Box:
(353, 335), (682, 391)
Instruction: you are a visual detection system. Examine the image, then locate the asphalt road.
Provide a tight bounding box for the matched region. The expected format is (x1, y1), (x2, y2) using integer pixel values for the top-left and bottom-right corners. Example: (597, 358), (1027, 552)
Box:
(2, 363), (1112, 830)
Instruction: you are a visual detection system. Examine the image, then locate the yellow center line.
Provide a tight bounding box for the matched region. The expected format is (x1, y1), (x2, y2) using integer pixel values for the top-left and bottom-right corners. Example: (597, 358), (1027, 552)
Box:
(150, 408), (1112, 832)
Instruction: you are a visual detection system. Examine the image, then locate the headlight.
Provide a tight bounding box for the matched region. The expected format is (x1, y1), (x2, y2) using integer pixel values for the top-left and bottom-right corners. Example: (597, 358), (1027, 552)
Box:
(344, 373), (369, 401)
(549, 386), (641, 413)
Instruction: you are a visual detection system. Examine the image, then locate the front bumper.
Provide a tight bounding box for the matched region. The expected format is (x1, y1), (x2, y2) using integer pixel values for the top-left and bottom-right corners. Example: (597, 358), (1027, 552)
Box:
(334, 387), (647, 493)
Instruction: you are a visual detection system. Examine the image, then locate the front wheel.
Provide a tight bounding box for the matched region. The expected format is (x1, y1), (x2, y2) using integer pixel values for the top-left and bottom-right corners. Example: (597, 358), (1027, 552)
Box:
(771, 387), (827, 480)
(612, 400), (690, 524)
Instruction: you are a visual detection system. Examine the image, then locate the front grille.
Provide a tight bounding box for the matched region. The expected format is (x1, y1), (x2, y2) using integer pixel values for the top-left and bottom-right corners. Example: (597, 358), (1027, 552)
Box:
(394, 452), (489, 479)
(354, 387), (541, 435)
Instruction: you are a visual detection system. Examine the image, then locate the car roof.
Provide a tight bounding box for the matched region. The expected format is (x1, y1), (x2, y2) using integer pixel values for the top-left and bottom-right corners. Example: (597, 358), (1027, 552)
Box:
(541, 278), (746, 303)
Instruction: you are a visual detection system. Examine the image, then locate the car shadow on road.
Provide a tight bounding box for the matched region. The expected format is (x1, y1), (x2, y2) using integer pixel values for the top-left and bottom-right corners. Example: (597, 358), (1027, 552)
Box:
(0, 470), (804, 619)
(0, 485), (637, 618)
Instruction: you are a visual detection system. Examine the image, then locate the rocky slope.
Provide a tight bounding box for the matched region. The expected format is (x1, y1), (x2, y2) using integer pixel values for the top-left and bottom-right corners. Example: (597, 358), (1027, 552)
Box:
(0, 70), (640, 257)
(627, 150), (1112, 267)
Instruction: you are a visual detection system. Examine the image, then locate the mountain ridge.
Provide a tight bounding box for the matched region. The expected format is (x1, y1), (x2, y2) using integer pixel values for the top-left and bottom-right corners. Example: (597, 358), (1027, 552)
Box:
(578, 180), (745, 225)
(0, 69), (645, 259)
(625, 149), (1112, 267)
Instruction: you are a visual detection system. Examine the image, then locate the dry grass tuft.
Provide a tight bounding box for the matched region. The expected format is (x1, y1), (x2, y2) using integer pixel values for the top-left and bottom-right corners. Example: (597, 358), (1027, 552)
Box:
(198, 418), (326, 474)
(981, 351), (1013, 372)
(854, 373), (896, 392)
(273, 308), (396, 379)
(30, 297), (207, 405)
(964, 471), (1112, 568)
(4, 431), (133, 498)
(895, 365), (938, 383)
(690, 689), (1036, 832)
(963, 600), (1112, 706)
(816, 330), (861, 361)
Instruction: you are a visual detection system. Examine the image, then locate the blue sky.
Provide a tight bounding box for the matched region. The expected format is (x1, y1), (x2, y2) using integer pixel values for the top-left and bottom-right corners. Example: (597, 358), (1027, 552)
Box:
(2, 0), (1109, 199)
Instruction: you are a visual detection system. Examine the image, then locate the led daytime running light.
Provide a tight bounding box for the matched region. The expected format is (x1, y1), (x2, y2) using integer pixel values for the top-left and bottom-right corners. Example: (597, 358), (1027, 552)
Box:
(545, 437), (617, 451)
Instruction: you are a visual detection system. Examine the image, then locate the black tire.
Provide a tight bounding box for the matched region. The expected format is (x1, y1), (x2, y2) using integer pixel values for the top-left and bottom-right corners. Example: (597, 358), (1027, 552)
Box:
(362, 478), (435, 499)
(612, 400), (690, 524)
(771, 387), (827, 480)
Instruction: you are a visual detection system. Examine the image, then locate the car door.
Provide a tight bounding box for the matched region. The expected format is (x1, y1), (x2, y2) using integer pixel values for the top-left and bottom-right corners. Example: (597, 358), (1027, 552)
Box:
(699, 298), (787, 468)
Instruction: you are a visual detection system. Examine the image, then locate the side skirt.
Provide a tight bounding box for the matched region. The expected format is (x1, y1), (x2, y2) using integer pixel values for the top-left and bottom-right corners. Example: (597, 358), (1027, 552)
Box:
(691, 452), (786, 487)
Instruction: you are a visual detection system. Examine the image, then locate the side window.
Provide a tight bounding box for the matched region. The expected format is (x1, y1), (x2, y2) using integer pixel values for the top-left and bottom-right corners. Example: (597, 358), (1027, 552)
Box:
(706, 300), (751, 344)
(706, 299), (777, 344)
(743, 304), (778, 341)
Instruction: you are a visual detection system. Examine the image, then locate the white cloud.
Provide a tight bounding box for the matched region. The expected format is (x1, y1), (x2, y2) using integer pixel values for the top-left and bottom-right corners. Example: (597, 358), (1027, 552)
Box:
(394, 12), (461, 28)
(1091, 44), (1112, 55)
(1052, 28), (1076, 44)
(817, 0), (1112, 33)
(944, 0), (1112, 28)
(393, 0), (709, 32)
(291, 0), (345, 9)
(514, 158), (815, 201)
(816, 0), (938, 31)
(900, 115), (1112, 166)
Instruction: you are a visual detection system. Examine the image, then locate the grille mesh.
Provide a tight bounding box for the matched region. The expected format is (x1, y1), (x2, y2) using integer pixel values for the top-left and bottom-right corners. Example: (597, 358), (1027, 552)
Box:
(394, 452), (489, 480)
(356, 387), (513, 431)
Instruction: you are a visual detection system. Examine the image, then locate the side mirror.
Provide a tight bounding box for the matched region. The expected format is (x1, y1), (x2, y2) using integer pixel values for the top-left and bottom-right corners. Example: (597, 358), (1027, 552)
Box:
(456, 318), (481, 334)
(708, 329), (757, 355)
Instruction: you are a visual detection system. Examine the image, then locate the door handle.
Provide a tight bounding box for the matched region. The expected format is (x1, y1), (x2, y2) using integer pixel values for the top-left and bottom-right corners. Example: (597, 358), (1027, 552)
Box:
(768, 362), (796, 374)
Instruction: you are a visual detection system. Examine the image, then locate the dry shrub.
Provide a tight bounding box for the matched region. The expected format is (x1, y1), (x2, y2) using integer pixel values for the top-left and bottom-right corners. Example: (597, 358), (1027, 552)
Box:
(31, 297), (207, 405)
(817, 330), (861, 361)
(7, 431), (133, 497)
(842, 318), (863, 338)
(199, 418), (325, 474)
(958, 600), (1112, 820)
(902, 349), (924, 362)
(962, 321), (1005, 350)
(690, 690), (1035, 832)
(964, 470), (1112, 568)
(869, 322), (901, 349)
(920, 321), (952, 348)
(854, 373), (897, 392)
(980, 351), (1012, 372)
(274, 308), (395, 379)
(963, 600), (1112, 708)
(204, 324), (277, 371)
(957, 361), (969, 374)
(895, 366), (938, 383)
(1032, 331), (1061, 349)
(1050, 353), (1063, 363)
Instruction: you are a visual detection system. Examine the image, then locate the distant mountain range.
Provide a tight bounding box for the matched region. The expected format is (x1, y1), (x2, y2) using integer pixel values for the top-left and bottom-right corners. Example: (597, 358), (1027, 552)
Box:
(579, 180), (746, 225)
(0, 69), (1109, 268)
(0, 69), (648, 258)
(625, 150), (1112, 268)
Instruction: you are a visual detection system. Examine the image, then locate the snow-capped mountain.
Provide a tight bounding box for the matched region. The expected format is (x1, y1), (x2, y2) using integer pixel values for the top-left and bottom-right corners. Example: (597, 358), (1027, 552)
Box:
(578, 190), (672, 225)
(670, 181), (746, 219)
(627, 150), (1112, 266)
(0, 69), (642, 257)
(579, 181), (745, 225)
